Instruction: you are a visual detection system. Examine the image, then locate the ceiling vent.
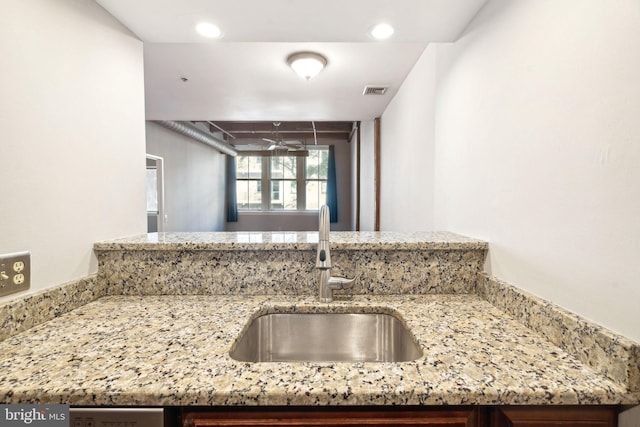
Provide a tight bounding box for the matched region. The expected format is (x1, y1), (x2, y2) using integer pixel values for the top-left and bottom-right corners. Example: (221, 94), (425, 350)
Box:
(362, 85), (389, 96)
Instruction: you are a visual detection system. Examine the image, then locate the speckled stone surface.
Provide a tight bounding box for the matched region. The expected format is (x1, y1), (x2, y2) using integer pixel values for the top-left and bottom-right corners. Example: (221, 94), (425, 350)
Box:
(94, 232), (487, 296)
(1, 231), (638, 407)
(477, 273), (640, 393)
(94, 231), (488, 252)
(1, 295), (637, 406)
(0, 274), (104, 342)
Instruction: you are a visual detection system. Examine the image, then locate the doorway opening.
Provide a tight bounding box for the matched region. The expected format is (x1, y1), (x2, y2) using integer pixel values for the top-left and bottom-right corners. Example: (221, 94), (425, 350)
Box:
(146, 154), (165, 233)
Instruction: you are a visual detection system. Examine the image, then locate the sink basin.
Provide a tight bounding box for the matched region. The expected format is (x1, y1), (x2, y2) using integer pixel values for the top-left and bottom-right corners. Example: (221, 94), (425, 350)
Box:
(230, 312), (423, 363)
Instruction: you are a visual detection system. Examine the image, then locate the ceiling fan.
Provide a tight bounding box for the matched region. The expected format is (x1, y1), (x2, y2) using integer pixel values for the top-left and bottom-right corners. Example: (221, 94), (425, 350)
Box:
(262, 122), (306, 151)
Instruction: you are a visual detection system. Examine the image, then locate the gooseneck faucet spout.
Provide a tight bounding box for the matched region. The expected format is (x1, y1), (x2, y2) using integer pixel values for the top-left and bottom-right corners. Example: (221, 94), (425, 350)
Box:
(316, 205), (355, 302)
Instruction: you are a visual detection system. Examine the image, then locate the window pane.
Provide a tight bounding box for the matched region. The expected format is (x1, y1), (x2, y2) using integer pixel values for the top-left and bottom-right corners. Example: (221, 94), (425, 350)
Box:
(305, 180), (327, 210)
(270, 157), (283, 180)
(270, 181), (281, 209)
(306, 149), (319, 179)
(283, 156), (296, 179)
(248, 156), (262, 179)
(306, 147), (328, 179)
(271, 180), (297, 210)
(248, 180), (262, 209)
(236, 156), (248, 179)
(305, 148), (328, 210)
(237, 156), (262, 179)
(305, 181), (319, 210)
(271, 155), (296, 179)
(284, 181), (297, 210)
(236, 180), (249, 209)
(237, 180), (262, 210)
(319, 149), (329, 179)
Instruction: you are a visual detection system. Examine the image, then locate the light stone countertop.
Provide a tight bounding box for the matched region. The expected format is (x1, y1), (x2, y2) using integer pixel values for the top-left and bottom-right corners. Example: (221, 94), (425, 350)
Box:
(94, 231), (488, 251)
(0, 294), (636, 406)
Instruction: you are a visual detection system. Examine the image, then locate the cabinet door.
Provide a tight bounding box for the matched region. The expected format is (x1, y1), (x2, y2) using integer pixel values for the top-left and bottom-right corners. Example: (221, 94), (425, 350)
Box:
(183, 407), (480, 427)
(492, 406), (618, 427)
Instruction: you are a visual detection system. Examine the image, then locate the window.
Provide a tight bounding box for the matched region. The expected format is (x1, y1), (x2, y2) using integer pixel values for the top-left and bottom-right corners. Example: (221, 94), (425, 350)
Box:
(236, 155), (262, 210)
(235, 147), (329, 212)
(305, 147), (329, 210)
(270, 155), (297, 210)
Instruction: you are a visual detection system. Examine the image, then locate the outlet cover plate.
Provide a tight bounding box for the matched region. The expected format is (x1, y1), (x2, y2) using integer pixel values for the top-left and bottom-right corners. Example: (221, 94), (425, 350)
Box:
(0, 251), (30, 297)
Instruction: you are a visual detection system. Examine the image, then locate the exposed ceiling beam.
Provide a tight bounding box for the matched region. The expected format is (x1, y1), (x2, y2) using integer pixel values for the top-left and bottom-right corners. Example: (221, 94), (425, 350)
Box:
(209, 121), (353, 142)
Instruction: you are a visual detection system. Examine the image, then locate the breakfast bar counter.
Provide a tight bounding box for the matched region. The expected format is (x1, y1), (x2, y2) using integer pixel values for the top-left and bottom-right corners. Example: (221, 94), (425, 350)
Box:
(0, 231), (638, 410)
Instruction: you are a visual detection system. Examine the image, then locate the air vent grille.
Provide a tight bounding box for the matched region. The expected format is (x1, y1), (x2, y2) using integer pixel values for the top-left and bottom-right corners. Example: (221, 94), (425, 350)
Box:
(363, 85), (389, 95)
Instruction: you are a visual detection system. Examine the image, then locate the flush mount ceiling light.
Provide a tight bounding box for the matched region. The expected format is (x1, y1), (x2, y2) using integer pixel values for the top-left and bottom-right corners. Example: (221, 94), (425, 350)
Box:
(287, 52), (327, 80)
(370, 23), (394, 40)
(195, 22), (222, 38)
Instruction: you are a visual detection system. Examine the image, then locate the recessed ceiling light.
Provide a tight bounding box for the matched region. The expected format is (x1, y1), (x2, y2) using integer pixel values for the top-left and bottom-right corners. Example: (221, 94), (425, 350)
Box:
(195, 22), (222, 38)
(287, 52), (328, 80)
(370, 23), (394, 40)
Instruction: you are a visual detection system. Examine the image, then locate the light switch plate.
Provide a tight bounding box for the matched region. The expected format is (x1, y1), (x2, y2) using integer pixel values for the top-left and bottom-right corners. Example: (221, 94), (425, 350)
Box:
(0, 251), (30, 297)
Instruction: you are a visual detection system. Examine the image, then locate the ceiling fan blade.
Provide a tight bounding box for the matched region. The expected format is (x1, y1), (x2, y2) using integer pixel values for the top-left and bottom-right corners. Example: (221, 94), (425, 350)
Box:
(280, 139), (303, 149)
(268, 144), (278, 150)
(262, 138), (277, 144)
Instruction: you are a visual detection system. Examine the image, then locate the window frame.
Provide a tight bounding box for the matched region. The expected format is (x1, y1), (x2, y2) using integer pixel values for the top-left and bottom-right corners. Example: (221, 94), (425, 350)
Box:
(236, 146), (329, 213)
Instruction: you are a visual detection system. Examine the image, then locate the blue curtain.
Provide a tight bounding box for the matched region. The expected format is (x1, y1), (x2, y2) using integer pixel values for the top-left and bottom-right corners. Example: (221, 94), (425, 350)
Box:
(326, 145), (338, 223)
(226, 156), (238, 222)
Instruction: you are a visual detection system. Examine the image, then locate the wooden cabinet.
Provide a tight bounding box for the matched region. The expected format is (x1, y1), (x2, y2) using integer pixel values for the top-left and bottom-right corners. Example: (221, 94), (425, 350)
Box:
(491, 406), (618, 427)
(182, 407), (480, 427)
(182, 406), (619, 427)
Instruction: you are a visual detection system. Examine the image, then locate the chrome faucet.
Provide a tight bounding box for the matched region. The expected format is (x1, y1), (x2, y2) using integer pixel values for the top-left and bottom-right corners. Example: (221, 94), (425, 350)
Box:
(316, 205), (355, 302)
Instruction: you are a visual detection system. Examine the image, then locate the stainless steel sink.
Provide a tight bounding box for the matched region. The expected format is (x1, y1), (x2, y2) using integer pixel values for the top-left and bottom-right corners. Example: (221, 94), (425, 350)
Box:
(230, 312), (423, 363)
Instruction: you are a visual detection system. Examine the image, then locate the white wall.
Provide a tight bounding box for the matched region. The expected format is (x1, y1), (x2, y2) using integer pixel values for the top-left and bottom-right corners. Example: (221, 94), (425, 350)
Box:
(146, 122), (226, 232)
(380, 46), (437, 231)
(0, 0), (146, 301)
(358, 120), (376, 231)
(434, 0), (640, 341)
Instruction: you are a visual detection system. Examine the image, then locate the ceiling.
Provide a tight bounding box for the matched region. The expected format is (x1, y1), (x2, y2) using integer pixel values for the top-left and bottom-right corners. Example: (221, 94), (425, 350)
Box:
(96, 0), (487, 121)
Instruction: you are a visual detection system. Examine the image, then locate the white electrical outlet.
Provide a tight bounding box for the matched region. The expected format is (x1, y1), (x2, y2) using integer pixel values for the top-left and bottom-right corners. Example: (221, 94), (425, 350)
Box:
(13, 261), (24, 272)
(0, 251), (30, 297)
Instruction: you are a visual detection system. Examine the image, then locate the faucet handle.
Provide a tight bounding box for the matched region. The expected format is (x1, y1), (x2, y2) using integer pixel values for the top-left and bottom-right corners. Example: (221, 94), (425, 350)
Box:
(327, 275), (355, 290)
(316, 240), (331, 268)
(320, 274), (356, 302)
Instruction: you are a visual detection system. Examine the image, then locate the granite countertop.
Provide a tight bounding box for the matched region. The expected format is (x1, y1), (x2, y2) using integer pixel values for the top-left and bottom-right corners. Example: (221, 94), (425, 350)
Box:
(0, 294), (634, 406)
(93, 231), (488, 251)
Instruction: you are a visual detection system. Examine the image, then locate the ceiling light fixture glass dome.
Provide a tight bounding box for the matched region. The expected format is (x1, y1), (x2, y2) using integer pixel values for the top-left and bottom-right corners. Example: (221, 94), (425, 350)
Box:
(287, 52), (328, 80)
(195, 22), (222, 38)
(371, 23), (394, 40)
